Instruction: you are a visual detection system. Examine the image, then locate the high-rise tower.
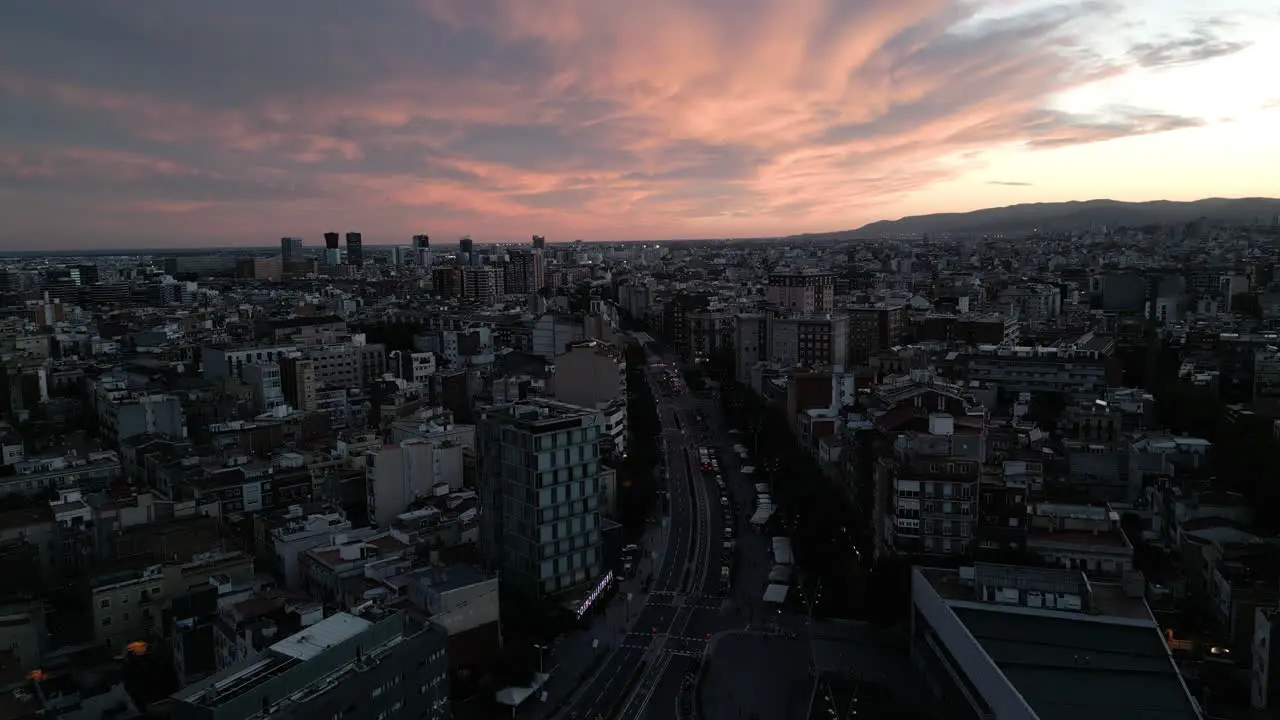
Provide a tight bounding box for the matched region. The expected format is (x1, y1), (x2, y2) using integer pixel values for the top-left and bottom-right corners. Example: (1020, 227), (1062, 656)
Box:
(412, 235), (431, 267)
(345, 232), (363, 266)
(280, 236), (303, 263)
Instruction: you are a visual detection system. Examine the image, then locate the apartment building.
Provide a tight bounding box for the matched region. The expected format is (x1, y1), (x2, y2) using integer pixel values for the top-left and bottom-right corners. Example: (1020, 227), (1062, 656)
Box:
(846, 303), (906, 364)
(202, 344), (299, 381)
(687, 310), (734, 362)
(476, 399), (605, 599)
(279, 357), (317, 411)
(876, 414), (984, 560)
(960, 333), (1119, 396)
(1026, 502), (1134, 577)
(269, 508), (354, 589)
(305, 340), (387, 389)
(552, 339), (628, 457)
(998, 283), (1062, 322)
(734, 313), (768, 381)
(257, 316), (348, 346)
(390, 350), (438, 384)
(916, 313), (1019, 346)
(767, 313), (850, 368)
(92, 375), (187, 447)
(461, 266), (503, 304)
(171, 610), (451, 720)
(366, 436), (467, 528)
(242, 362), (285, 413)
(502, 249), (546, 294)
(766, 270), (835, 314)
(1, 450), (121, 499)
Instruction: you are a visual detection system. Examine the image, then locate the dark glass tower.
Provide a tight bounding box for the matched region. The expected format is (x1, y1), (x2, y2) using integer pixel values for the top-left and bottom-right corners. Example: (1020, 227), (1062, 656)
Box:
(345, 232), (363, 265)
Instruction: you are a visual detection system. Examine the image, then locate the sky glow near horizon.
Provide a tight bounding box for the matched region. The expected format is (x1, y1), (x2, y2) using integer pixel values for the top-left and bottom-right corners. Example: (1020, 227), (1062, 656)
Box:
(0, 0), (1276, 249)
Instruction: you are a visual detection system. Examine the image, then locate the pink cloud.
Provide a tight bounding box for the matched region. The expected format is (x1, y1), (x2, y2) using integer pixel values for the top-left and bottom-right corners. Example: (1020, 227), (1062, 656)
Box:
(0, 0), (1225, 247)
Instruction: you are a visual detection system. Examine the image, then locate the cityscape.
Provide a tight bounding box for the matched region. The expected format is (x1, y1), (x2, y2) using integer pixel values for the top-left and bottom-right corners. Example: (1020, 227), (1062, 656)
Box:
(3, 2), (1280, 720)
(0, 217), (1279, 719)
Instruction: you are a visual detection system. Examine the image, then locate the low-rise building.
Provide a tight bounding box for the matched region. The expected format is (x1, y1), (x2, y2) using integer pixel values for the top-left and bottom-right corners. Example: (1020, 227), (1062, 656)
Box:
(171, 610), (451, 720)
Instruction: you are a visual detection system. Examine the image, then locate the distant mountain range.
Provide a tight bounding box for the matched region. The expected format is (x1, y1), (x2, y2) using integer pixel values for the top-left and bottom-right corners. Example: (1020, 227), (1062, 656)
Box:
(826, 197), (1280, 237)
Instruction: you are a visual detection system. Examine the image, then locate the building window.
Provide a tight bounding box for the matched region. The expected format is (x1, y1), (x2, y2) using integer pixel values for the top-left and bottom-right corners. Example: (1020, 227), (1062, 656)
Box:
(101, 617), (112, 627)
(98, 599), (110, 609)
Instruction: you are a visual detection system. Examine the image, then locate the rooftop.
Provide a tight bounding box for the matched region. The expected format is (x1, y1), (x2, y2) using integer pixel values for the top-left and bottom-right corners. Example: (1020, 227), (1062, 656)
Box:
(915, 565), (1198, 720)
(270, 612), (370, 662)
(486, 398), (598, 428)
(952, 607), (1199, 720)
(174, 610), (419, 715)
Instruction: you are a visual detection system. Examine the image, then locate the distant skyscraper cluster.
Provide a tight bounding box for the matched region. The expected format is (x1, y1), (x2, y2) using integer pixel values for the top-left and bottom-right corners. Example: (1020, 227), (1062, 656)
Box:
(270, 231), (547, 271)
(323, 231), (341, 266)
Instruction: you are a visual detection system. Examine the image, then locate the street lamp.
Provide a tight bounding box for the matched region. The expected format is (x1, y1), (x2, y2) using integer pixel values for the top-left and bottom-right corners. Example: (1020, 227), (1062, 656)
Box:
(532, 643), (548, 675)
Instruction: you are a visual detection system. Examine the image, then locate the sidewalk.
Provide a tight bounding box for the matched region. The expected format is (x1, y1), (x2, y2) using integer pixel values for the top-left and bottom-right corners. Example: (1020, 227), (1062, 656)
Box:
(531, 506), (671, 717)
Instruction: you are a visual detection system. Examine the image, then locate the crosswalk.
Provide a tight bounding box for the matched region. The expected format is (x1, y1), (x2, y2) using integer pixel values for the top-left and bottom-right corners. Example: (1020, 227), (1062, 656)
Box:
(647, 591), (724, 609)
(619, 635), (709, 655)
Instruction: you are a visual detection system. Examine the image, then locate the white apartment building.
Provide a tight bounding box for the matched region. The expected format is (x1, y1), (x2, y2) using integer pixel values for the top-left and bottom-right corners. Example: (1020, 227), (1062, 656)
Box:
(203, 338), (385, 390)
(366, 436), (468, 528)
(270, 507), (356, 589)
(962, 334), (1117, 396)
(391, 350), (438, 384)
(305, 338), (387, 388)
(531, 313), (587, 360)
(201, 344), (298, 380)
(92, 376), (187, 448)
(241, 362), (285, 412)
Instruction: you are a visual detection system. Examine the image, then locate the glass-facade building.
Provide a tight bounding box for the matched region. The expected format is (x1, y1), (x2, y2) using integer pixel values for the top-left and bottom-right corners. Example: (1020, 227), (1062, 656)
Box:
(477, 399), (604, 599)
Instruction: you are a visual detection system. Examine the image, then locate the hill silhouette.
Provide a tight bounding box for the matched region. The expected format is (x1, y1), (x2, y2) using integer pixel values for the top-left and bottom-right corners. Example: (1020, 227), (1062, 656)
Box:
(815, 197), (1280, 237)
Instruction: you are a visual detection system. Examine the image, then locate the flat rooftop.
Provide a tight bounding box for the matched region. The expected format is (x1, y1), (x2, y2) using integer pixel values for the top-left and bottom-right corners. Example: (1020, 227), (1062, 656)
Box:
(1027, 528), (1131, 550)
(271, 612), (370, 661)
(917, 566), (1153, 621)
(952, 607), (1200, 720)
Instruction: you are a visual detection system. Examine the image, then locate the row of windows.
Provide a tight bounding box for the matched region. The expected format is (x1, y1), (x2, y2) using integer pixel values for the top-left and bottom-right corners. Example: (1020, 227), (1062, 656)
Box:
(98, 585), (161, 609)
(370, 673), (403, 698)
(540, 530), (600, 561)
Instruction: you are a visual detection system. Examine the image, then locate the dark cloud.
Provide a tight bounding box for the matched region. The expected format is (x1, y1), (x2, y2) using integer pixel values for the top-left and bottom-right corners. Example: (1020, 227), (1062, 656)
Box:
(1129, 30), (1251, 68)
(1019, 109), (1204, 148)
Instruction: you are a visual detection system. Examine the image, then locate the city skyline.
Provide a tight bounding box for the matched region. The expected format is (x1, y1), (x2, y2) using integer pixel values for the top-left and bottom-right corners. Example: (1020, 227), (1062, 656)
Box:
(1, 0), (1277, 250)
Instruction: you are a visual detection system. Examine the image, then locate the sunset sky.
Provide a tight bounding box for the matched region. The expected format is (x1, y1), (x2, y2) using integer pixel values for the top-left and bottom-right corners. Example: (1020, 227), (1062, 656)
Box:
(1, 1), (1277, 249)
